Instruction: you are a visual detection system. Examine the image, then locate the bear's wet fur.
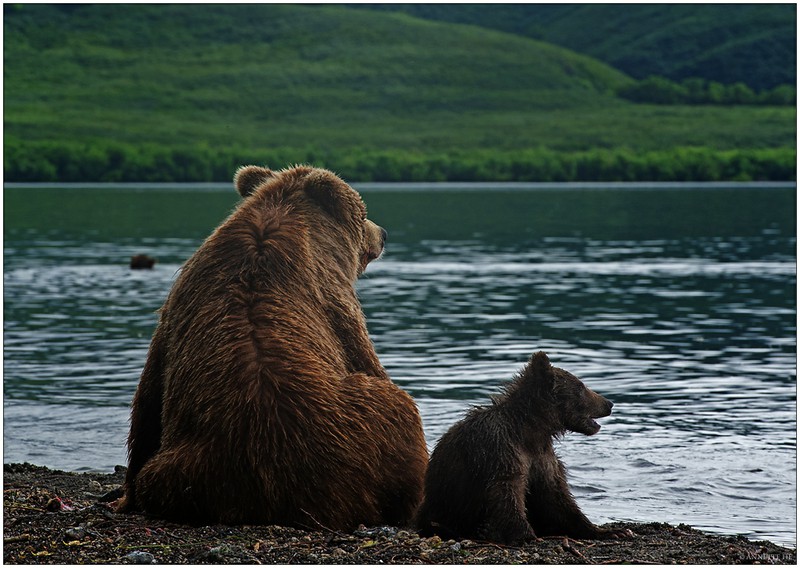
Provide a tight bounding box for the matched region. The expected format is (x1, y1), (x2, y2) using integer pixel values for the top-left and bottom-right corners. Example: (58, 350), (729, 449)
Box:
(118, 165), (428, 530)
(416, 351), (630, 544)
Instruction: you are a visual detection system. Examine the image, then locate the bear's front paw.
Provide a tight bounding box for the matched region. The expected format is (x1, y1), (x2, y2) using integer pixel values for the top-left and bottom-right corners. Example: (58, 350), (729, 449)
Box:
(596, 526), (635, 540)
(512, 527), (538, 545)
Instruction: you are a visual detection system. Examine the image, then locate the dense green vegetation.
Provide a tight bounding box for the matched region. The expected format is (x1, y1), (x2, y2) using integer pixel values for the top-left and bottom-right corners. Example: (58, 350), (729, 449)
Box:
(6, 140), (793, 184)
(3, 4), (796, 182)
(361, 4), (796, 90)
(619, 77), (796, 106)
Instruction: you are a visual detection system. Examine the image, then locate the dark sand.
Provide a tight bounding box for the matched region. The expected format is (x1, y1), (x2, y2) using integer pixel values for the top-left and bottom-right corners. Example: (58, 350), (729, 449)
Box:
(3, 463), (795, 564)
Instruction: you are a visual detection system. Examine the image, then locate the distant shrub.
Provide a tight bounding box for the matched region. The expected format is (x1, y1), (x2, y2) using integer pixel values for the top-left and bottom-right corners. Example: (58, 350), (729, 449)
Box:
(619, 76), (796, 106)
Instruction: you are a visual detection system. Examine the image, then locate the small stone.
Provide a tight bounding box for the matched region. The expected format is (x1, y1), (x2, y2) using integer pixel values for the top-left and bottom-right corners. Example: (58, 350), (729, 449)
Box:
(88, 480), (102, 493)
(380, 526), (398, 539)
(450, 542), (462, 552)
(63, 527), (86, 541)
(124, 551), (156, 564)
(98, 487), (124, 503)
(192, 545), (233, 563)
(353, 525), (398, 539)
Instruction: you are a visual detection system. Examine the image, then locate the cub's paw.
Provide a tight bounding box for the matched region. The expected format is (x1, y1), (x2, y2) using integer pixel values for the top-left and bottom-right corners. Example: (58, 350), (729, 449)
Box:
(478, 522), (537, 546)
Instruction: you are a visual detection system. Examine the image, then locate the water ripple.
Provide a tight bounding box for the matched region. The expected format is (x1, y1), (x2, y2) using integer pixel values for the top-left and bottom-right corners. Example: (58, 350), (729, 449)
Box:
(3, 186), (797, 547)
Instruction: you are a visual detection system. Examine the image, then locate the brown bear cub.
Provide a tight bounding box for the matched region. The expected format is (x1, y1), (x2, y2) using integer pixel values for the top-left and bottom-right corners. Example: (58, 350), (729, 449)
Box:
(416, 351), (630, 544)
(118, 166), (428, 530)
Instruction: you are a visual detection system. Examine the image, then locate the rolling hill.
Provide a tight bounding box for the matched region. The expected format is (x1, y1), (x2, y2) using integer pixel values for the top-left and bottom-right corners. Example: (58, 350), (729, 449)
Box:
(3, 3), (795, 182)
(358, 4), (797, 90)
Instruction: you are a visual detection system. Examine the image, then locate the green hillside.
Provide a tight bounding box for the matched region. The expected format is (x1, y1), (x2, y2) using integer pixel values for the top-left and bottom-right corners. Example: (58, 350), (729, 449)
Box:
(360, 4), (797, 90)
(3, 3), (796, 182)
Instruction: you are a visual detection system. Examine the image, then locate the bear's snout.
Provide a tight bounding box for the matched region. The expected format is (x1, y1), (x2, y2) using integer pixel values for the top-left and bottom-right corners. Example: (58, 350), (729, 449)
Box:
(359, 220), (387, 274)
(577, 392), (614, 436)
(595, 397), (613, 418)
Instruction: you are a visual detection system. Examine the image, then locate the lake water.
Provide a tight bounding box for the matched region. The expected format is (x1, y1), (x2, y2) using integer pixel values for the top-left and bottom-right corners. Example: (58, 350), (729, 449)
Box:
(3, 182), (796, 547)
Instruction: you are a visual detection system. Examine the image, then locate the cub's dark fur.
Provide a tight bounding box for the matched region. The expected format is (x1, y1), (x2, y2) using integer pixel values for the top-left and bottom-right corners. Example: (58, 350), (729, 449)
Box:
(416, 351), (629, 544)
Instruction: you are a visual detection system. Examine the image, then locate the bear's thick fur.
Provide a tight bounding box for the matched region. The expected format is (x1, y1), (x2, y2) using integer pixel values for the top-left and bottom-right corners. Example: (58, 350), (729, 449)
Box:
(416, 352), (630, 544)
(118, 165), (428, 529)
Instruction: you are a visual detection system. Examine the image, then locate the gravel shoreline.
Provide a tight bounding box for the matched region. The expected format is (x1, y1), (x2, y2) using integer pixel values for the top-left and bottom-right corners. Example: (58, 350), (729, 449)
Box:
(3, 462), (795, 564)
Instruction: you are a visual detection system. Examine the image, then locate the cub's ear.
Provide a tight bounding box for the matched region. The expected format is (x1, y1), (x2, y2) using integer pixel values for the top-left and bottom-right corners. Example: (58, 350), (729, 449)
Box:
(525, 351), (554, 388)
(234, 165), (274, 197)
(303, 169), (359, 223)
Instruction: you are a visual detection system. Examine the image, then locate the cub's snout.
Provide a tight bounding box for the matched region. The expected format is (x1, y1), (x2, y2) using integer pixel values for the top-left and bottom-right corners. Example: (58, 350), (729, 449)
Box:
(581, 392), (613, 436)
(594, 396), (613, 418)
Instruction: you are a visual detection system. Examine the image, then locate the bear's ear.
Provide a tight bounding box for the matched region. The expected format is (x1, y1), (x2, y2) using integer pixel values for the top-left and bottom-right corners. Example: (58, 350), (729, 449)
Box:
(303, 169), (359, 223)
(525, 351), (554, 389)
(234, 165), (274, 197)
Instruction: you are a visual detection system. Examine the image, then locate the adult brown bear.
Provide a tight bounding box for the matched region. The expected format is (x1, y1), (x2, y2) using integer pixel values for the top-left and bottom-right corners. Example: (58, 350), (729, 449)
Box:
(118, 165), (428, 529)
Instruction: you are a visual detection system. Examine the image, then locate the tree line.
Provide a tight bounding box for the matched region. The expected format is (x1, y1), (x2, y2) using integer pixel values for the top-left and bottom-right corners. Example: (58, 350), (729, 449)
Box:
(618, 76), (796, 106)
(4, 140), (795, 183)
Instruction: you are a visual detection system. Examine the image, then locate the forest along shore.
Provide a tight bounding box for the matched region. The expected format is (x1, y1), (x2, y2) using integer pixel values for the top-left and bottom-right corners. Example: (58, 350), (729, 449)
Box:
(3, 463), (795, 565)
